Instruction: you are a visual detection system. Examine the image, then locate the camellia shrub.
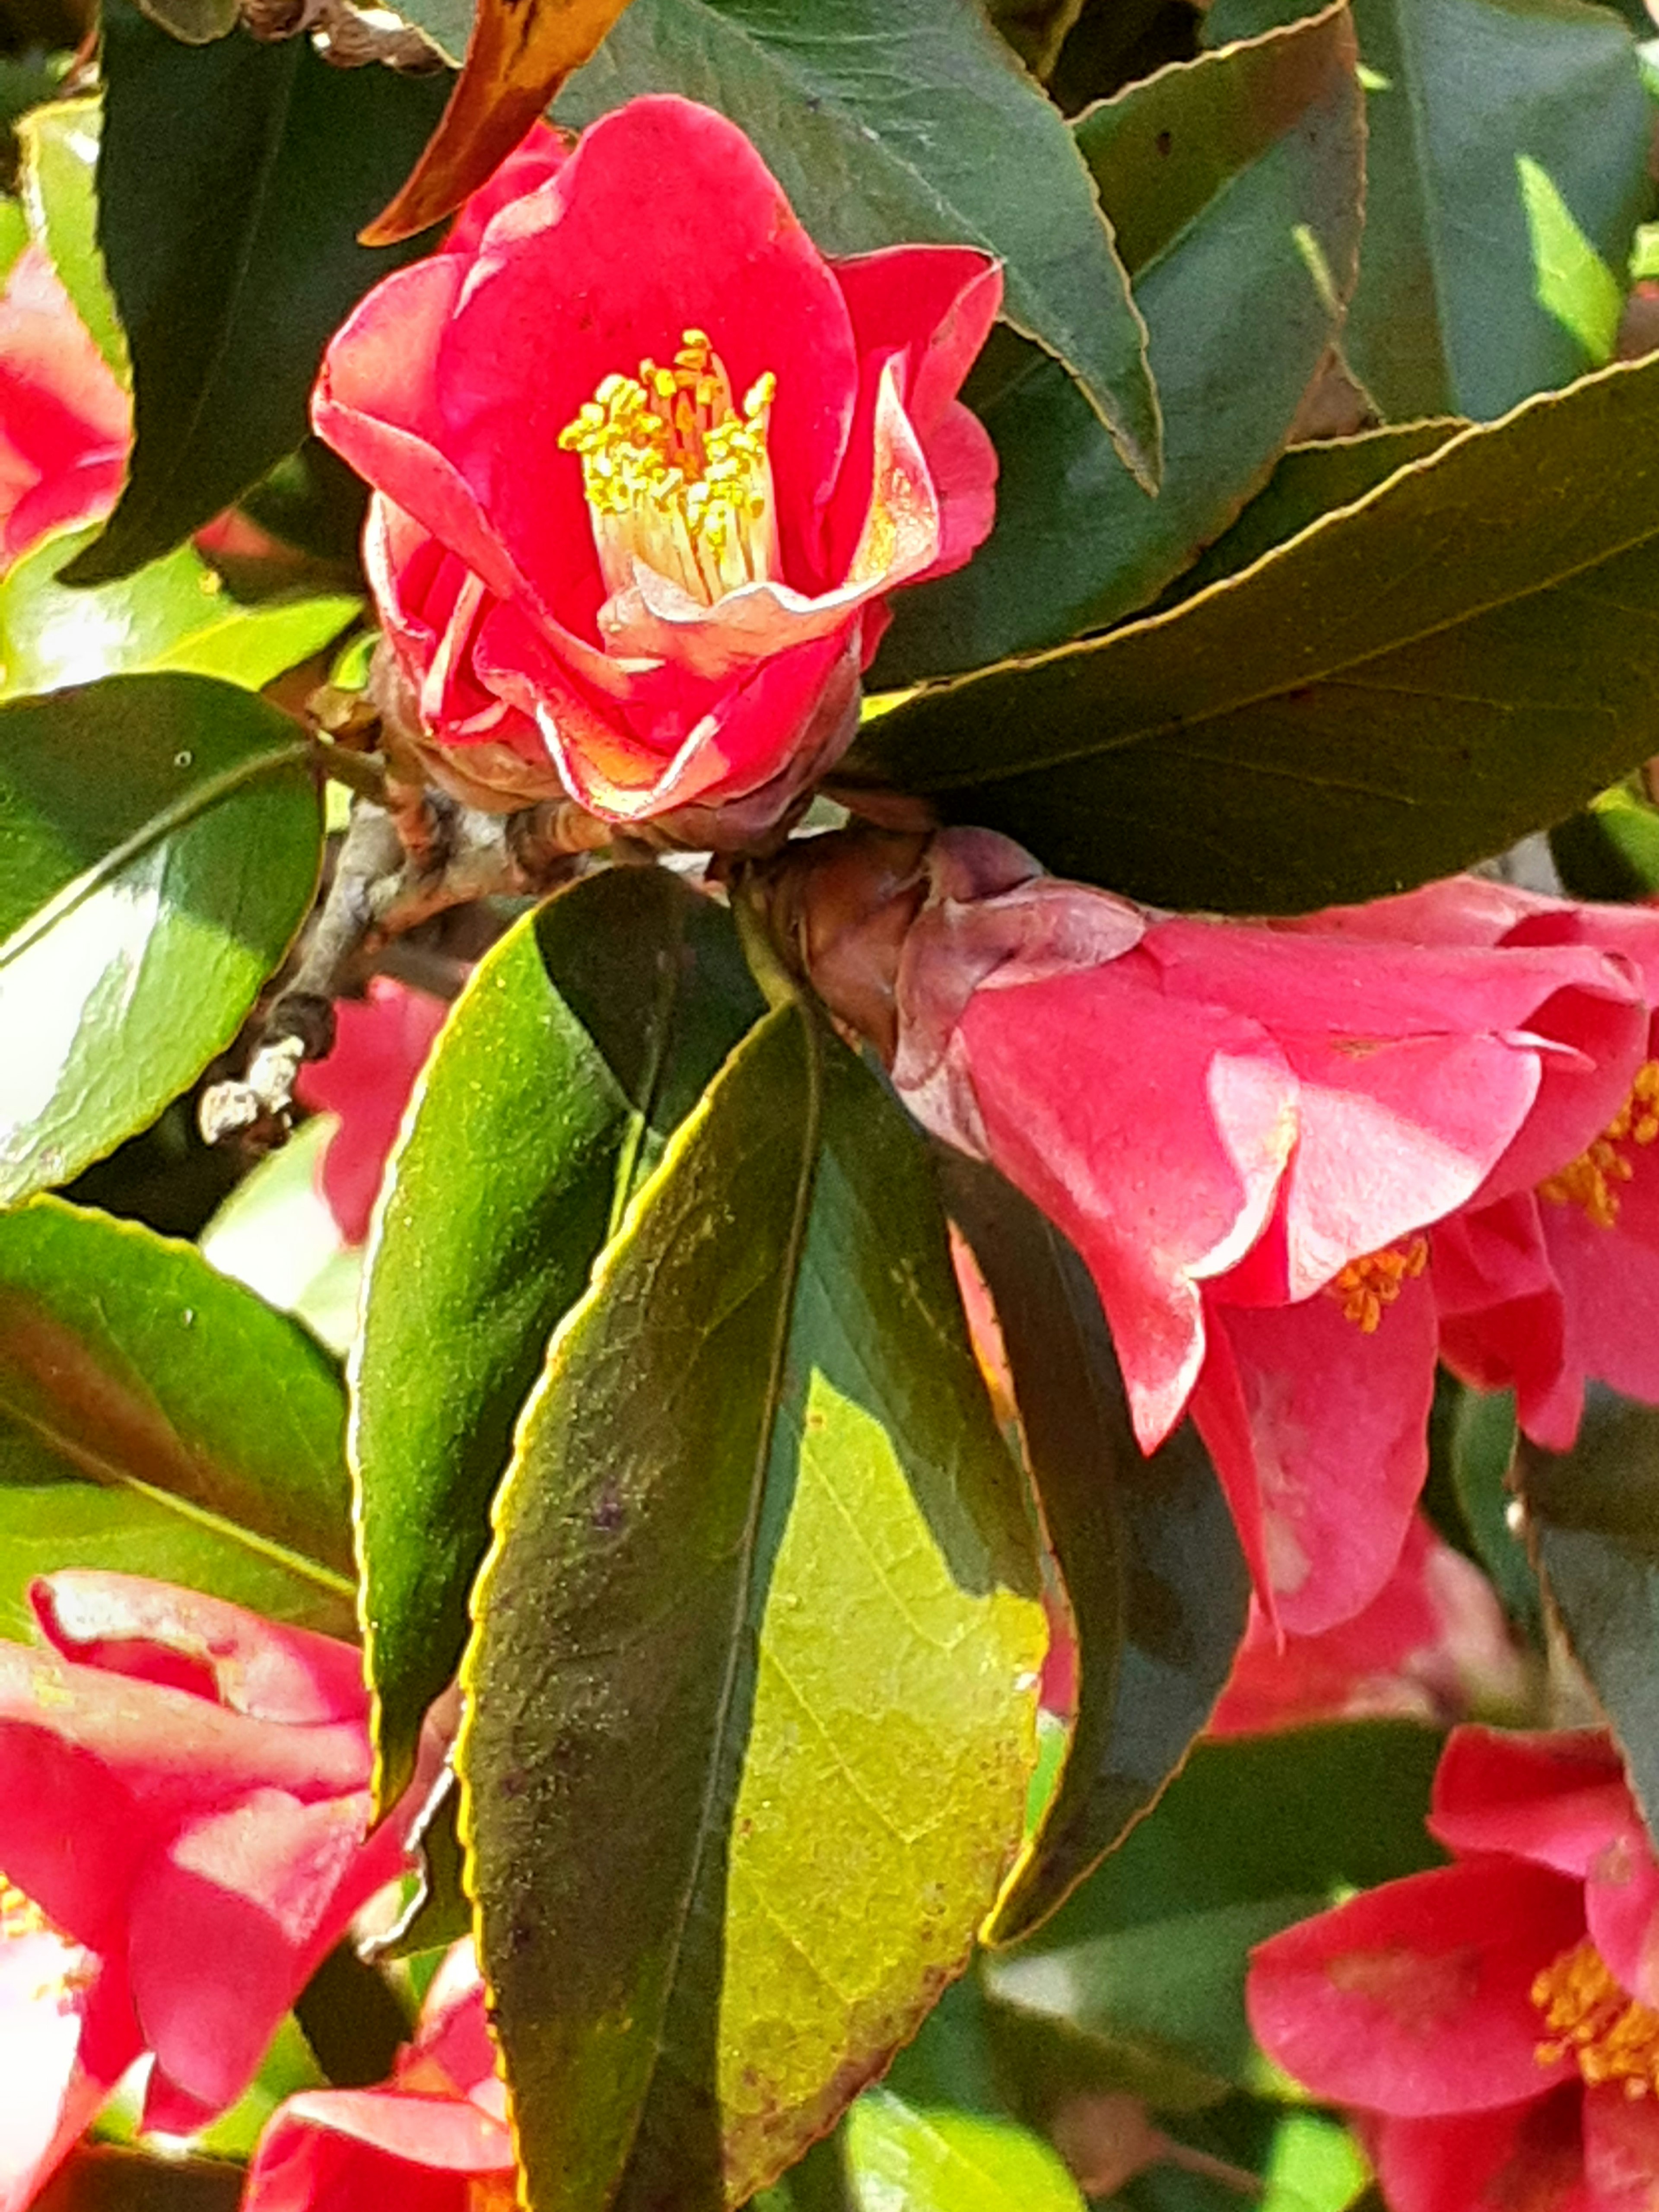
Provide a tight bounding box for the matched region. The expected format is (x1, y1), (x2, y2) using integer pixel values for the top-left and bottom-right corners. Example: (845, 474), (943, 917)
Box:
(11, 0), (1659, 2204)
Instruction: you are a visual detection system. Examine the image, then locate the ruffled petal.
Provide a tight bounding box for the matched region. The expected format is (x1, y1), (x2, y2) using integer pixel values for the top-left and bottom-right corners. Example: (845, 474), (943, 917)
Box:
(1247, 1858), (1585, 2116)
(1199, 1269), (1437, 1634)
(1371, 2092), (1590, 2212)
(1429, 1729), (1634, 1876)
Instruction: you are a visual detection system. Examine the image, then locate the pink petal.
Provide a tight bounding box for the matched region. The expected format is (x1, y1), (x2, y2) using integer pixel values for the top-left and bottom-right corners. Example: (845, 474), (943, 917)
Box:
(132, 1788), (406, 2120)
(244, 2088), (513, 2212)
(830, 244), (1001, 442)
(1585, 1836), (1659, 2013)
(957, 954), (1295, 1449)
(1199, 1268), (1437, 1634)
(442, 95), (858, 609)
(1429, 1729), (1634, 1878)
(1538, 1152), (1659, 1427)
(294, 978), (448, 1246)
(1583, 2082), (1659, 2210)
(31, 1574), (369, 1728)
(915, 399), (998, 582)
(1247, 1858), (1585, 2116)
(0, 247), (129, 566)
(443, 120), (568, 261)
(0, 1723), (150, 1949)
(0, 1932), (137, 2212)
(1371, 2092), (1591, 2212)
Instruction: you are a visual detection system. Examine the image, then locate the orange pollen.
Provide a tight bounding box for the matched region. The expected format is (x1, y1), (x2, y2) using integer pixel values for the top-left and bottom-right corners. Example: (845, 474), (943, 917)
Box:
(557, 328), (778, 608)
(1539, 1060), (1659, 1230)
(1532, 1937), (1659, 2097)
(1326, 1236), (1428, 1333)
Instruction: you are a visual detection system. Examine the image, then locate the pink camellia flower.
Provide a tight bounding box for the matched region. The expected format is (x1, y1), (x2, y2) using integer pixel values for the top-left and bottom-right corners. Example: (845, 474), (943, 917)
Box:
(311, 98), (1000, 842)
(0, 1573), (434, 2202)
(1207, 1514), (1525, 1738)
(864, 829), (1646, 1633)
(0, 244), (127, 569)
(294, 977), (448, 1245)
(241, 1940), (514, 2210)
(1249, 1727), (1659, 2212)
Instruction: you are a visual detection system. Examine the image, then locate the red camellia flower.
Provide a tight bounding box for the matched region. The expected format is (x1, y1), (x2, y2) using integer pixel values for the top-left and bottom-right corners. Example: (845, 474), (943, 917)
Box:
(1249, 1727), (1659, 2212)
(877, 831), (1646, 1633)
(0, 1574), (435, 2202)
(0, 244), (127, 569)
(311, 100), (1000, 841)
(294, 976), (448, 1245)
(1207, 1514), (1524, 1739)
(241, 1941), (513, 2210)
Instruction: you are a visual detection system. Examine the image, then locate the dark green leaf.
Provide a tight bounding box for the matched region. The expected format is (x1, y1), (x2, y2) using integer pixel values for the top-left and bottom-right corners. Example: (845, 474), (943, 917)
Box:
(874, 4), (1363, 682)
(0, 1196), (354, 1638)
(461, 1004), (1045, 2209)
(66, 2), (450, 582)
(0, 524), (357, 701)
(353, 868), (763, 1807)
(0, 674), (321, 1202)
(1518, 1389), (1659, 1840)
(292, 1942), (410, 2088)
(557, 0), (1161, 489)
(849, 350), (1659, 914)
(1207, 0), (1650, 420)
(36, 2148), (244, 2212)
(1148, 419), (1461, 613)
(938, 1154), (1248, 1944)
(985, 1723), (1445, 2100)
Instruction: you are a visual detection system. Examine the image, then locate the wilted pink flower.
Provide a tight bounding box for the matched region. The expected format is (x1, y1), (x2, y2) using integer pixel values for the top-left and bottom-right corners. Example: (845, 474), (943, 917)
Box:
(1208, 1514), (1524, 1738)
(294, 977), (448, 1244)
(0, 1574), (432, 2202)
(0, 245), (127, 569)
(312, 97), (999, 840)
(241, 1941), (513, 2211)
(1249, 1728), (1659, 2212)
(876, 831), (1644, 1633)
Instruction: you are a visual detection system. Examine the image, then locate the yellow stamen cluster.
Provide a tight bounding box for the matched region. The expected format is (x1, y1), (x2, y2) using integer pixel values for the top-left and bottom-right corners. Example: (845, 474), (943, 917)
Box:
(1533, 1936), (1659, 2096)
(558, 329), (778, 607)
(0, 1878), (49, 1942)
(1539, 1061), (1659, 1229)
(1, 1874), (92, 2009)
(1327, 1236), (1429, 1333)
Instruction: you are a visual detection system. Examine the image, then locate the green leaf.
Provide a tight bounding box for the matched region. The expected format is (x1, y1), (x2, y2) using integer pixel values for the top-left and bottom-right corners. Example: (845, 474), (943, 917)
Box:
(65, 1), (451, 583)
(0, 673), (321, 1202)
(985, 1724), (1445, 2101)
(16, 99), (128, 380)
(874, 5), (1364, 682)
(1518, 154), (1623, 367)
(0, 1196), (355, 1640)
(1518, 1389), (1659, 1840)
(938, 1155), (1248, 1945)
(1148, 420), (1462, 613)
(134, 0), (240, 43)
(843, 2091), (1086, 2212)
(460, 1003), (1045, 2209)
(1551, 785), (1659, 902)
(848, 349), (1659, 914)
(353, 869), (763, 1807)
(557, 0), (1161, 491)
(1207, 0), (1650, 420)
(0, 524), (357, 702)
(1446, 1383), (1540, 1633)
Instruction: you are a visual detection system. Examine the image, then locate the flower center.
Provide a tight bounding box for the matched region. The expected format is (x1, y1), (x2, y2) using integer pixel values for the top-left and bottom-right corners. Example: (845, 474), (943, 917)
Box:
(0, 1874), (93, 2010)
(1538, 1061), (1659, 1229)
(1533, 1936), (1659, 2096)
(1326, 1236), (1428, 1333)
(558, 329), (778, 608)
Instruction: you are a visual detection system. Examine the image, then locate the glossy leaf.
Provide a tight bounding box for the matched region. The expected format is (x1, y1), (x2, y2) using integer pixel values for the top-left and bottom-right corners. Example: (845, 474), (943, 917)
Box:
(843, 2091), (1086, 2212)
(558, 0), (1161, 489)
(0, 673), (321, 1203)
(0, 524), (357, 702)
(1518, 1390), (1659, 1840)
(66, 1), (449, 583)
(353, 868), (763, 1807)
(850, 348), (1659, 914)
(985, 1723), (1445, 2103)
(874, 4), (1363, 682)
(460, 1003), (1046, 2210)
(364, 0), (631, 244)
(938, 1154), (1248, 1945)
(1150, 419), (1461, 612)
(16, 99), (128, 380)
(1446, 1382), (1540, 1634)
(0, 1196), (355, 1640)
(1207, 0), (1649, 420)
